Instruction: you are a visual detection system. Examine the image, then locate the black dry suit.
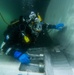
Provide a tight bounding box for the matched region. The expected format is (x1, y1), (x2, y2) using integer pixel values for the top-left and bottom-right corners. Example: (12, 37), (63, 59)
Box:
(2, 17), (36, 56)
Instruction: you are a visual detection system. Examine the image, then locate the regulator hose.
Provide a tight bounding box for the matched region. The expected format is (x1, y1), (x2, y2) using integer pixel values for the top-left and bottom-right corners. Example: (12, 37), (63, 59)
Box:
(0, 12), (9, 25)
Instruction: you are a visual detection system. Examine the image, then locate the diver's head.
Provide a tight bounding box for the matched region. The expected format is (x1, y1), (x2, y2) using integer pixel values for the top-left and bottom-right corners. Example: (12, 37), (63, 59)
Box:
(32, 18), (42, 33)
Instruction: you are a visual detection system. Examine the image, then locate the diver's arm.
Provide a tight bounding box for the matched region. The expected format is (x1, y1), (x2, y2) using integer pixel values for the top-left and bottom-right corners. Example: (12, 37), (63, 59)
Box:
(46, 23), (64, 30)
(3, 46), (30, 64)
(46, 23), (56, 29)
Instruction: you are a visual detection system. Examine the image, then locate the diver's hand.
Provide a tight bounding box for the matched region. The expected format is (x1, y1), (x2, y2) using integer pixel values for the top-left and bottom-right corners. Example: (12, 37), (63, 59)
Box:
(14, 51), (30, 64)
(55, 23), (64, 30)
(19, 54), (30, 64)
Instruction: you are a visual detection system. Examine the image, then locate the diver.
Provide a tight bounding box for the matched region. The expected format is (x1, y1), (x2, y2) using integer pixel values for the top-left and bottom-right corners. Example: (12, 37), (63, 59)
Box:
(28, 11), (64, 38)
(0, 11), (64, 64)
(0, 16), (32, 64)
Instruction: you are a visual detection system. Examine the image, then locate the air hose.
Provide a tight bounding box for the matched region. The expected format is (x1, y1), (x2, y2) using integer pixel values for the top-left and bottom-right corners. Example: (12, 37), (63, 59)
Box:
(0, 12), (9, 25)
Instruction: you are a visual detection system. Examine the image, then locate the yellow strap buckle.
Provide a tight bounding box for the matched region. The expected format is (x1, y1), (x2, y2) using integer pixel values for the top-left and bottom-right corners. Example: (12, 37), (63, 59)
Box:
(24, 36), (30, 43)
